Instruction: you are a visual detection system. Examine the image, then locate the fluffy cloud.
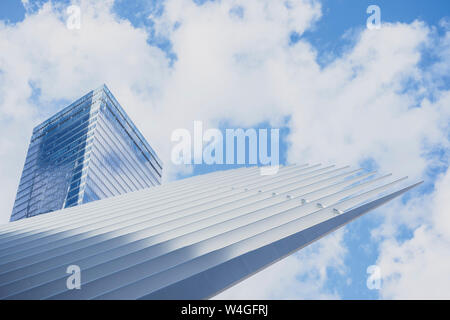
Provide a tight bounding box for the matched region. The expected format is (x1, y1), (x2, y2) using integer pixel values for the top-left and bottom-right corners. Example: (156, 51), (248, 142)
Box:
(286, 22), (449, 178)
(0, 0), (449, 298)
(375, 167), (450, 299)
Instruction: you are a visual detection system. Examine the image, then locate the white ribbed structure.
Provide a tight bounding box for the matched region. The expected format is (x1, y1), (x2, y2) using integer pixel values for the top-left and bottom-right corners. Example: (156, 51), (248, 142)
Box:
(0, 164), (421, 299)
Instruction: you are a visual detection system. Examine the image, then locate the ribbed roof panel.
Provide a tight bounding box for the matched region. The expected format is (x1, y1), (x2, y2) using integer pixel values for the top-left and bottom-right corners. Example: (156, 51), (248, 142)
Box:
(0, 164), (421, 299)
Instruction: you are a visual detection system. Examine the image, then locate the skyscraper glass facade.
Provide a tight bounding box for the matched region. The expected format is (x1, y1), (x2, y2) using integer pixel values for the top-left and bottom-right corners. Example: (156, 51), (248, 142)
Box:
(10, 85), (162, 222)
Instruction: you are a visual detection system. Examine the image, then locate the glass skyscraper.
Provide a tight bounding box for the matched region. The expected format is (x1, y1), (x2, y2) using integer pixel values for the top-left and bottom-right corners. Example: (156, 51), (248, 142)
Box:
(10, 84), (162, 222)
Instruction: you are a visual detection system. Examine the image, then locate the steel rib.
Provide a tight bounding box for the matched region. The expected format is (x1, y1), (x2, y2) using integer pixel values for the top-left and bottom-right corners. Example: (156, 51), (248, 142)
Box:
(0, 165), (318, 251)
(3, 175), (402, 296)
(0, 165), (421, 300)
(0, 166), (355, 276)
(0, 168), (369, 289)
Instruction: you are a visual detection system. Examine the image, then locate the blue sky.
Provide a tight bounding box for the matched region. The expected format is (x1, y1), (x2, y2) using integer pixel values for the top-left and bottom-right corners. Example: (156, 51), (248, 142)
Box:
(0, 0), (449, 299)
(4, 0), (448, 66)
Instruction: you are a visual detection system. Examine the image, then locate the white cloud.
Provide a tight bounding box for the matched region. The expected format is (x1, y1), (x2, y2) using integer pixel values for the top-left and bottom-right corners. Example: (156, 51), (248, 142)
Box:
(375, 167), (450, 299)
(0, 0), (449, 299)
(286, 21), (449, 179)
